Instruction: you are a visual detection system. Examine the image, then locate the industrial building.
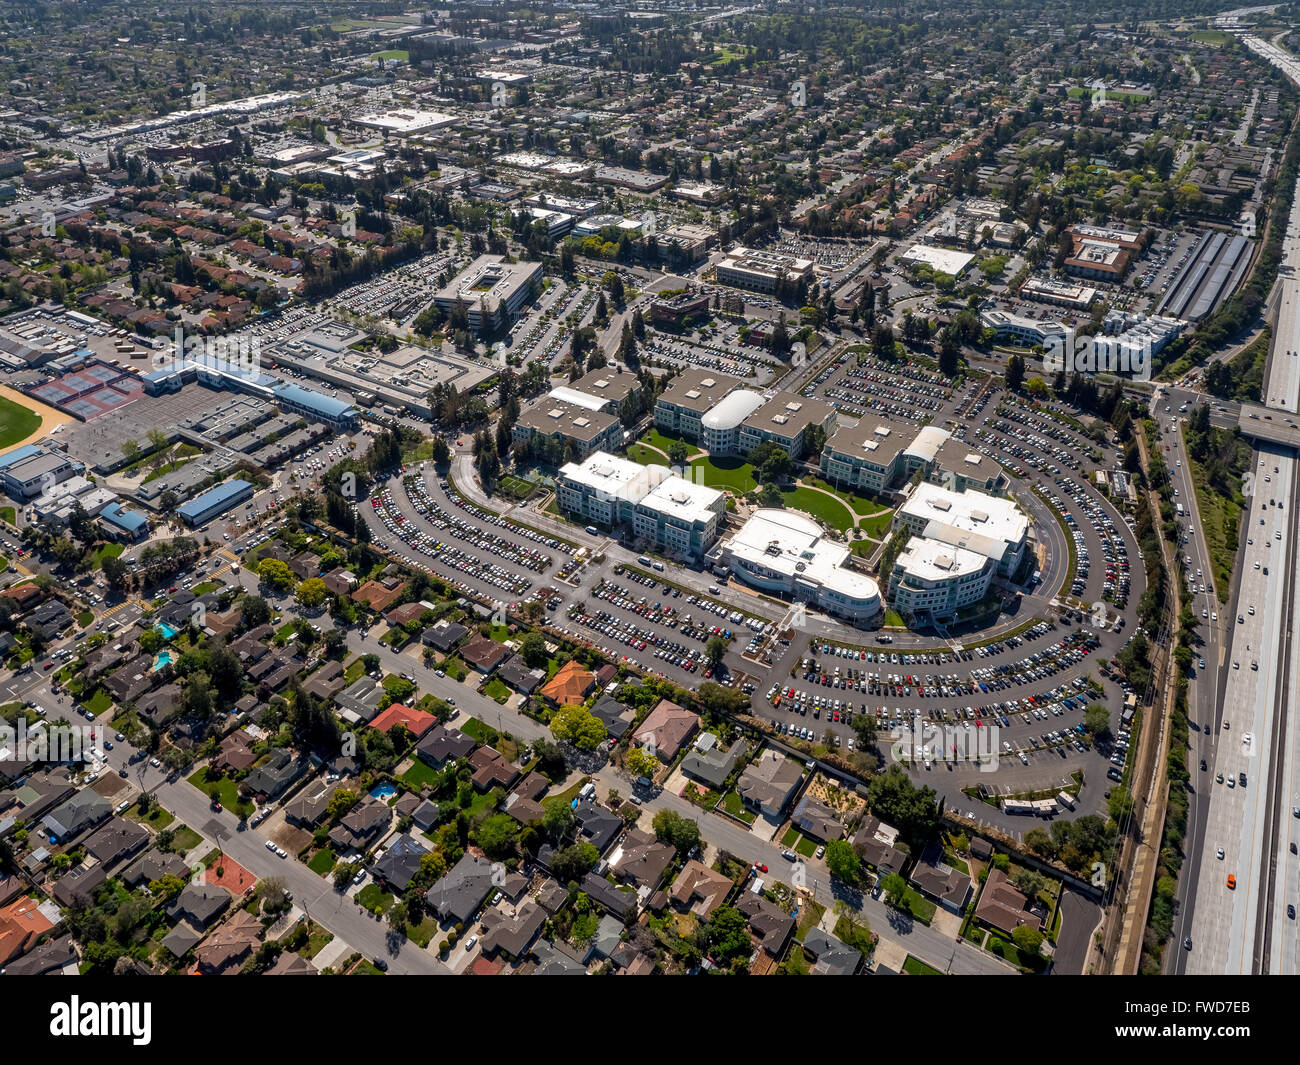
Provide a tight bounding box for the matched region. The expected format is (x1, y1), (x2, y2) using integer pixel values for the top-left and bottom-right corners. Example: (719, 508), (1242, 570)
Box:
(713, 509), (883, 624)
(899, 244), (975, 278)
(432, 255), (542, 335)
(556, 451), (725, 560)
(176, 479), (254, 527)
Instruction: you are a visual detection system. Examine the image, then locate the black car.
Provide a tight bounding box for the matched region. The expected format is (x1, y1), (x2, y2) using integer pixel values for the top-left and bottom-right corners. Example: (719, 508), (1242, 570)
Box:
(1200, 759), (1208, 771)
(373, 957), (389, 972)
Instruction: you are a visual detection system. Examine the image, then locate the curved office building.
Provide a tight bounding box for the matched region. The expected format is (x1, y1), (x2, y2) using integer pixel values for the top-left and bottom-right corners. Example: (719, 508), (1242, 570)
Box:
(716, 509), (883, 624)
(700, 390), (765, 455)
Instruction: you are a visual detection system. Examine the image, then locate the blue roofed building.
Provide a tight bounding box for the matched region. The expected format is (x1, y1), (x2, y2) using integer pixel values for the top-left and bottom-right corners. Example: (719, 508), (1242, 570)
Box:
(98, 501), (150, 542)
(176, 478), (254, 527)
(272, 383), (358, 428)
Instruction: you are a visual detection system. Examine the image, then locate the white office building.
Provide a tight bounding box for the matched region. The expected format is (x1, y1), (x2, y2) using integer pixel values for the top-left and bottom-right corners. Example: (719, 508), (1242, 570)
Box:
(715, 509), (883, 624)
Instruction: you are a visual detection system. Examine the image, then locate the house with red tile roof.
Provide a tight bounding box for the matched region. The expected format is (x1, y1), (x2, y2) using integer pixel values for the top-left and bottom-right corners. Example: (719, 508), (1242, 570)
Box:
(369, 703), (436, 739)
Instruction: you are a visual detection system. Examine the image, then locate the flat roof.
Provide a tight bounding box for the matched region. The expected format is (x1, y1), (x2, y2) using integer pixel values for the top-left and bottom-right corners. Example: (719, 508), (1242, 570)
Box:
(517, 398), (619, 442)
(658, 368), (744, 415)
(722, 509), (880, 602)
(900, 244), (975, 277)
(933, 437), (1001, 484)
(899, 481), (1027, 558)
(718, 246), (814, 279)
(741, 391), (835, 439)
(640, 477), (723, 526)
(896, 536), (989, 582)
(559, 451), (670, 499)
(823, 415), (914, 468)
(434, 254), (541, 311)
(177, 478), (252, 520)
(902, 425), (950, 465)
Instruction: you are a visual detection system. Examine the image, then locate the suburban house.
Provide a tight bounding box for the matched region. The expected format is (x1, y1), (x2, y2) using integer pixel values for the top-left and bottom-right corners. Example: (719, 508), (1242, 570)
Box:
(669, 860), (733, 918)
(537, 660), (596, 706)
(426, 854), (498, 925)
(680, 736), (746, 790)
(737, 749), (802, 818)
(635, 699), (700, 762)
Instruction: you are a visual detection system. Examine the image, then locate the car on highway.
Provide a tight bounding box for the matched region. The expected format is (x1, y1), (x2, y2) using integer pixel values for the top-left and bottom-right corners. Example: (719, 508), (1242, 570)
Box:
(1227, 875), (1236, 889)
(1216, 847), (1224, 860)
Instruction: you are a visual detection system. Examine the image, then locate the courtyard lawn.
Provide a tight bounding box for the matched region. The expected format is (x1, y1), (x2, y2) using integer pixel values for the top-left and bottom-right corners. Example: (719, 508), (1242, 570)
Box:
(780, 486), (854, 533)
(859, 509), (895, 539)
(641, 428), (701, 458)
(0, 394), (41, 451)
(627, 443), (669, 466)
(689, 456), (756, 492)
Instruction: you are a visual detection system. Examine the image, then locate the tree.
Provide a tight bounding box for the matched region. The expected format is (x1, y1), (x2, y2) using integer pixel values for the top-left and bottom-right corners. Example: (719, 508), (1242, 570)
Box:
(651, 808), (700, 854)
(518, 631), (548, 668)
(824, 839), (862, 885)
(881, 872), (907, 907)
(257, 557), (296, 593)
(295, 577), (327, 609)
(550, 704), (606, 751)
(541, 797), (575, 840)
(241, 594), (271, 628)
(699, 905), (752, 968)
(705, 635), (727, 669)
(1084, 703), (1111, 740)
(866, 765), (940, 849)
(549, 841), (599, 883)
(667, 440), (689, 464)
(102, 555), (131, 592)
(1011, 925), (1043, 957)
(476, 813), (519, 859)
(1007, 352), (1025, 392)
(625, 746), (658, 778)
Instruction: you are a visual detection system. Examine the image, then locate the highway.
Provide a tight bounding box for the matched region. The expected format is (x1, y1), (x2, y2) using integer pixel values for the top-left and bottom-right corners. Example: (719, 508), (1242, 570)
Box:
(1181, 29), (1300, 974)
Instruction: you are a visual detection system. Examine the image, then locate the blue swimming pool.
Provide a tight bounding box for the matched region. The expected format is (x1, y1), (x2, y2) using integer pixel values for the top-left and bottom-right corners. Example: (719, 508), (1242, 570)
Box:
(370, 783), (398, 800)
(152, 650), (173, 672)
(155, 622), (178, 639)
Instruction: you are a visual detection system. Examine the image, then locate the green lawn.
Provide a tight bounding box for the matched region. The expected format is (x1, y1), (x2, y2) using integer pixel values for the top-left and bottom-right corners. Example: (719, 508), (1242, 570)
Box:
(344, 657), (367, 684)
(357, 883), (394, 915)
(373, 48), (409, 61)
(187, 768), (253, 817)
(689, 456), (756, 492)
(903, 954), (943, 975)
(795, 835), (818, 858)
(92, 542), (125, 569)
(627, 443), (669, 466)
(82, 688), (113, 714)
(400, 759), (440, 789)
(0, 507), (15, 525)
(899, 887), (936, 925)
(123, 802), (175, 831)
(641, 428), (702, 457)
(0, 394), (40, 451)
(859, 509), (895, 539)
(307, 849), (336, 875)
(796, 900), (826, 940)
(719, 791), (757, 824)
(484, 677), (510, 703)
(781, 826), (800, 847)
(780, 486), (854, 532)
(170, 825), (203, 852)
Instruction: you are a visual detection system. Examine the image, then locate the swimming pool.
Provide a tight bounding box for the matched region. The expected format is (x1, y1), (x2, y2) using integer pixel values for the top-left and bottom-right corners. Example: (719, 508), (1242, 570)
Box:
(155, 622), (179, 639)
(152, 650), (173, 672)
(369, 783), (397, 800)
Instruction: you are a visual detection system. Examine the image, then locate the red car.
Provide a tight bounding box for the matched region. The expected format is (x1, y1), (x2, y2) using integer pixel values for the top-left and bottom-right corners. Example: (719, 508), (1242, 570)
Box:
(42, 661), (53, 670)
(753, 863), (768, 873)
